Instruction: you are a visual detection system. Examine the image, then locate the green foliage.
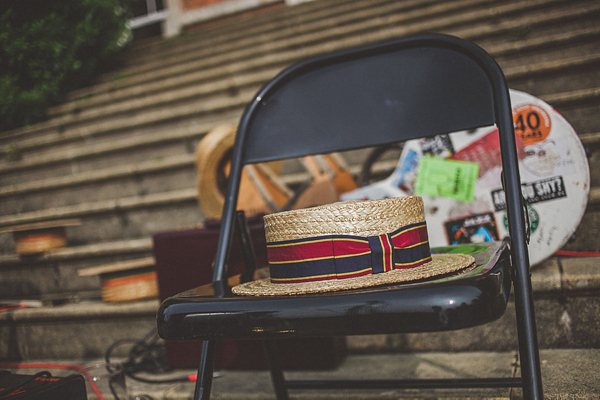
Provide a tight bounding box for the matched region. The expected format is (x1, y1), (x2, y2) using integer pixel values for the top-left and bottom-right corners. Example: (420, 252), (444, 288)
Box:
(0, 0), (127, 131)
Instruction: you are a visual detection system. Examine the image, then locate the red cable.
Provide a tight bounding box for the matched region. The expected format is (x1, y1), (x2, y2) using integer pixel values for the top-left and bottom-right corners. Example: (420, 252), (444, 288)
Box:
(555, 250), (600, 257)
(0, 362), (83, 371)
(0, 304), (26, 313)
(0, 362), (103, 399)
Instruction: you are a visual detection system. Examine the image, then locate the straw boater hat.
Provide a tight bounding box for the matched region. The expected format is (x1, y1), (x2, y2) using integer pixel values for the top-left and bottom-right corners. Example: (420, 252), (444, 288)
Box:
(232, 196), (475, 296)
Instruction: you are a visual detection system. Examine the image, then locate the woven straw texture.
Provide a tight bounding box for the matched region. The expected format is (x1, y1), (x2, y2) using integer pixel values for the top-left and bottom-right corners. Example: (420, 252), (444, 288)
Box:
(232, 254), (475, 296)
(233, 197), (475, 296)
(264, 196), (425, 242)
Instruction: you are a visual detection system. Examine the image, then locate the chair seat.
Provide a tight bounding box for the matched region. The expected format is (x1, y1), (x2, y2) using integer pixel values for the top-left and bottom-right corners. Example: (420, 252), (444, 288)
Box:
(158, 242), (511, 341)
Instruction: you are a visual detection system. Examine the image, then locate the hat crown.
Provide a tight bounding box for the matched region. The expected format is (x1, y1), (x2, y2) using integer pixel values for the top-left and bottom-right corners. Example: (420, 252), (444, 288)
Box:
(264, 197), (425, 242)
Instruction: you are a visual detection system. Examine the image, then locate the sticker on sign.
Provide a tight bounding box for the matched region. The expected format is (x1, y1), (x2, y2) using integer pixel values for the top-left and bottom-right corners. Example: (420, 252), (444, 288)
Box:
(341, 89), (590, 266)
(491, 176), (567, 211)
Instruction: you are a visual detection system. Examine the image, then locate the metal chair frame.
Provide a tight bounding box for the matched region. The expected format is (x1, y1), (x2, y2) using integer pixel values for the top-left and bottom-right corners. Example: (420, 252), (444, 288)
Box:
(158, 33), (543, 399)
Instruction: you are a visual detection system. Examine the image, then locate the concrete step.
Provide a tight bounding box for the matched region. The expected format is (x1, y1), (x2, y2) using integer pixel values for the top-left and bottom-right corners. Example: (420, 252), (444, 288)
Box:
(562, 205), (600, 254)
(69, 0), (492, 100)
(0, 82), (251, 171)
(2, 349), (599, 399)
(0, 238), (153, 300)
(488, 26), (600, 69)
(464, 1), (600, 52)
(0, 0), (491, 146)
(0, 187), (201, 254)
(0, 121), (597, 253)
(506, 54), (600, 97)
(0, 142), (359, 215)
(582, 132), (600, 187)
(0, 180), (597, 296)
(53, 29), (600, 144)
(0, 299), (158, 362)
(2, 48), (597, 183)
(65, 0), (600, 104)
(2, 0), (594, 153)
(1, 154), (598, 250)
(0, 111), (240, 186)
(99, 0), (400, 78)
(86, 0), (587, 98)
(0, 107), (596, 252)
(0, 152), (373, 252)
(1, 128), (598, 220)
(0, 29), (596, 170)
(0, 153), (196, 215)
(0, 147), (336, 216)
(1, 254), (599, 364)
(546, 87), (600, 133)
(75, 0), (598, 106)
(129, 348), (600, 399)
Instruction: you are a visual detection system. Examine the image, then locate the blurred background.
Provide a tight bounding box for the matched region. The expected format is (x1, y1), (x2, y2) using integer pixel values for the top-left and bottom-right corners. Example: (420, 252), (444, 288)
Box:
(0, 0), (599, 398)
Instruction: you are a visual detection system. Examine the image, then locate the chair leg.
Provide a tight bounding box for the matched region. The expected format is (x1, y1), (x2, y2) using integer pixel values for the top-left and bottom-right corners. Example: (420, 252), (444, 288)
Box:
(193, 340), (216, 400)
(512, 259), (544, 398)
(264, 340), (290, 400)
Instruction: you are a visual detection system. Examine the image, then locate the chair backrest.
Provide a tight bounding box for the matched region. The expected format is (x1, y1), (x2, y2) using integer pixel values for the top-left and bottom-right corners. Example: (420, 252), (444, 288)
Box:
(212, 33), (530, 285)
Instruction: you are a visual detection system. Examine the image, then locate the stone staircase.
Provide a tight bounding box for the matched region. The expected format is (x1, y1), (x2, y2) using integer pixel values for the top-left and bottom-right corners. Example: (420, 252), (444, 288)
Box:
(1, 0), (599, 396)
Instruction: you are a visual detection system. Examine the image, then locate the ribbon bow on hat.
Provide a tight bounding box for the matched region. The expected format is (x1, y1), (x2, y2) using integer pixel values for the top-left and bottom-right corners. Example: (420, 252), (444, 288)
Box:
(267, 222), (431, 284)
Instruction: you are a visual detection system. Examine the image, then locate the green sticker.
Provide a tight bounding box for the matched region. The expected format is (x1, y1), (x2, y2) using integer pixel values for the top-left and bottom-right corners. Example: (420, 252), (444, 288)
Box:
(414, 156), (479, 202)
(503, 204), (539, 233)
(431, 244), (490, 255)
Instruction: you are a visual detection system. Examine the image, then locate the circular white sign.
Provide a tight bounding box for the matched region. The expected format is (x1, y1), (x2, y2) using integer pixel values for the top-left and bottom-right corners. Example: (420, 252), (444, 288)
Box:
(342, 89), (590, 266)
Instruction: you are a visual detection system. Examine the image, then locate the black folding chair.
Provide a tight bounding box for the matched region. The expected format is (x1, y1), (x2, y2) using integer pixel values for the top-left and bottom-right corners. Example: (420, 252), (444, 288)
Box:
(157, 34), (543, 399)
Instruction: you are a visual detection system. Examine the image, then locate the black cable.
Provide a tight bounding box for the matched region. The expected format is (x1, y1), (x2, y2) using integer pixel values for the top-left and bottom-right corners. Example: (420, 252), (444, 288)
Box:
(108, 375), (122, 400)
(0, 371), (51, 398)
(108, 374), (130, 400)
(358, 143), (403, 186)
(105, 328), (190, 386)
(126, 372), (188, 385)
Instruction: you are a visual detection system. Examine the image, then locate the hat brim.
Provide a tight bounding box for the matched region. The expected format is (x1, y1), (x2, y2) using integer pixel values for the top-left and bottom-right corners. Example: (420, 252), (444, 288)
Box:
(232, 253), (475, 296)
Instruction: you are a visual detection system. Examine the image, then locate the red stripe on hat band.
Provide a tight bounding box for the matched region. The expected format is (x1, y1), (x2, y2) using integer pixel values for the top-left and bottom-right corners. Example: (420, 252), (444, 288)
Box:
(267, 222), (431, 284)
(391, 225), (428, 248)
(267, 238), (370, 264)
